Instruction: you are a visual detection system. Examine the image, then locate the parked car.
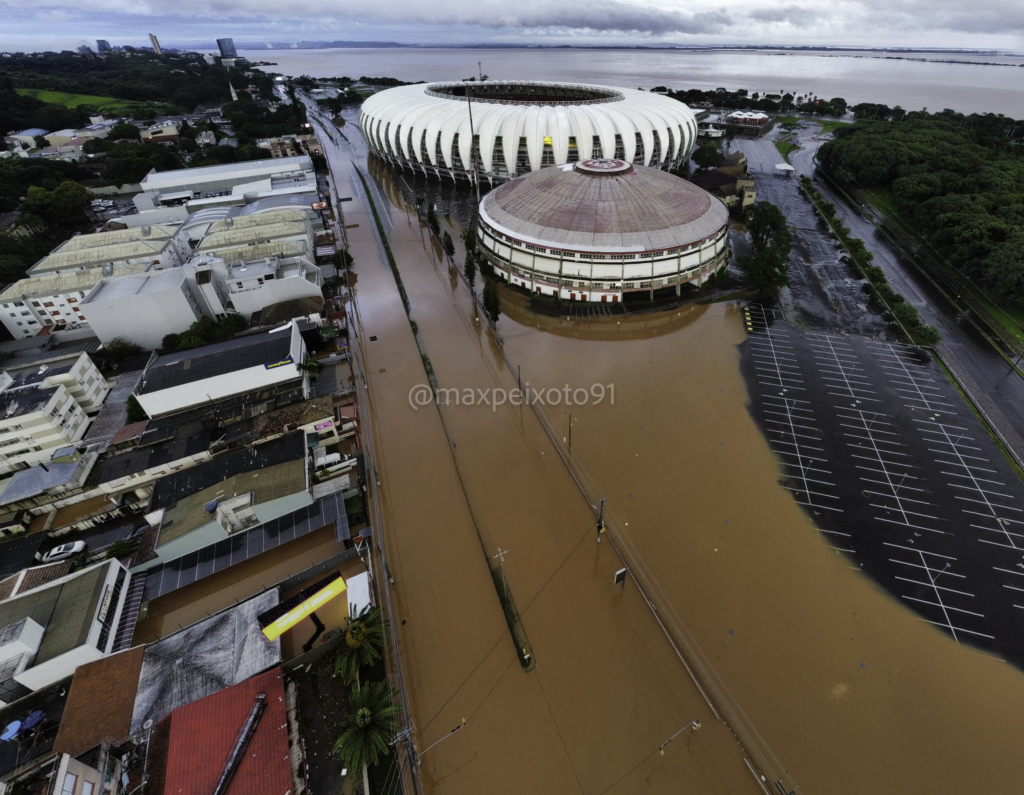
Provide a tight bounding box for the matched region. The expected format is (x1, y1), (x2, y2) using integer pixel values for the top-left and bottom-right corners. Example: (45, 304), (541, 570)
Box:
(40, 541), (86, 563)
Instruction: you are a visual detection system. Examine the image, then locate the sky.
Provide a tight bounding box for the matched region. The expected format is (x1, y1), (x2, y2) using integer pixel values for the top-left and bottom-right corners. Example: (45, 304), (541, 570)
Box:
(2, 0), (1022, 52)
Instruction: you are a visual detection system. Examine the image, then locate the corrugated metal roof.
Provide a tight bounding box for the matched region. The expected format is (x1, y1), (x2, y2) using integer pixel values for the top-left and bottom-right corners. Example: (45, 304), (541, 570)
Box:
(197, 220), (309, 250)
(56, 225), (179, 252)
(32, 240), (173, 273)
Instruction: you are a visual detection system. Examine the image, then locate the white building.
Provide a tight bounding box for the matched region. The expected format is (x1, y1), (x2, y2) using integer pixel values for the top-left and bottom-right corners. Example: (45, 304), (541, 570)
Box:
(80, 254), (322, 350)
(27, 224), (188, 278)
(0, 353), (108, 474)
(359, 80), (699, 185)
(133, 323), (309, 418)
(0, 264), (148, 338)
(133, 155), (315, 213)
(0, 560), (131, 699)
(478, 159), (730, 302)
(194, 208), (314, 259)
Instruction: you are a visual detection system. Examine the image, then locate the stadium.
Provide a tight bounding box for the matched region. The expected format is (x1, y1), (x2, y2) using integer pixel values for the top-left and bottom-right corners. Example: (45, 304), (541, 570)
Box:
(477, 158), (730, 303)
(359, 81), (698, 184)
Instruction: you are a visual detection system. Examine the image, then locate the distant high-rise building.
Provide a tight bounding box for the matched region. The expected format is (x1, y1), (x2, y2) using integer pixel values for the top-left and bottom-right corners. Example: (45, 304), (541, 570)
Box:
(149, 33), (162, 55)
(96, 39), (111, 53)
(77, 45), (94, 55)
(217, 38), (237, 59)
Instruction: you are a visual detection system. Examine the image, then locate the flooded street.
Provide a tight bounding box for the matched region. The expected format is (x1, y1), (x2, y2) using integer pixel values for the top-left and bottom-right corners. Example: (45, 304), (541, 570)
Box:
(319, 107), (1024, 793)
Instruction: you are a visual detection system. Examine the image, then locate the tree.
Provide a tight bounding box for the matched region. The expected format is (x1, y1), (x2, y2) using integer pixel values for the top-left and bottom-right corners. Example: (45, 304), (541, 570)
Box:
(0, 254), (27, 284)
(104, 337), (143, 362)
(332, 680), (401, 773)
(426, 203), (440, 236)
(692, 143), (724, 170)
(464, 251), (477, 290)
(745, 201), (793, 259)
(442, 230), (455, 260)
(334, 605), (388, 685)
(108, 122), (141, 141)
(740, 247), (790, 295)
(125, 394), (148, 423)
(483, 279), (501, 324)
(333, 250), (353, 270)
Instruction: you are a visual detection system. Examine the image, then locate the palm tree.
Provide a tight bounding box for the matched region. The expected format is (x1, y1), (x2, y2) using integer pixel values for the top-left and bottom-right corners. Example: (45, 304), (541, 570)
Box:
(334, 605), (387, 684)
(333, 680), (401, 772)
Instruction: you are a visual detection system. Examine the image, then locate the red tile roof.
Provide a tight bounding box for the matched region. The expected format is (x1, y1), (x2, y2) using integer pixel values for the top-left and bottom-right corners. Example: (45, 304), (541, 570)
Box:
(53, 646), (145, 758)
(155, 668), (292, 795)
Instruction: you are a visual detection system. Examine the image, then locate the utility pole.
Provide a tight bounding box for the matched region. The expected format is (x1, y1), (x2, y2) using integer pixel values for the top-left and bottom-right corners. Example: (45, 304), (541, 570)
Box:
(568, 413), (572, 451)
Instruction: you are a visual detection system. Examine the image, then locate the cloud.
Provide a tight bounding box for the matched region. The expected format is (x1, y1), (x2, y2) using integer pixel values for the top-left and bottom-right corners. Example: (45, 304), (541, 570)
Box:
(747, 5), (823, 27)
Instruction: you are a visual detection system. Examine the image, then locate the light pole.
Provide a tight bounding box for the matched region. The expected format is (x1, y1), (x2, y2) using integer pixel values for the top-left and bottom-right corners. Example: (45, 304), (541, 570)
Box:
(417, 719), (467, 765)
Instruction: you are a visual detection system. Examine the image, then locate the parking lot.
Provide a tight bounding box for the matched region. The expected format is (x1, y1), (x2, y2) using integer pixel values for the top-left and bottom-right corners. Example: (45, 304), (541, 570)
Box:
(742, 304), (1024, 663)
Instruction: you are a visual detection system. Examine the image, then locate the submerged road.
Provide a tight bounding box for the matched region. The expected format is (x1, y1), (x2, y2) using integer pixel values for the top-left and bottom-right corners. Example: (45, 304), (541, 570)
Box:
(305, 101), (761, 793)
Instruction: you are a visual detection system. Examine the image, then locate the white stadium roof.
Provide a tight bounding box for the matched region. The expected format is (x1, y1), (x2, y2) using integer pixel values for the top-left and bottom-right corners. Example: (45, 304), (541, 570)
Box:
(359, 81), (698, 183)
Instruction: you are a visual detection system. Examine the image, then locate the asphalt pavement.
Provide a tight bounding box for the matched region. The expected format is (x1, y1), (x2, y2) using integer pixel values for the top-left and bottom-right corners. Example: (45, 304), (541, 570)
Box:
(732, 128), (1024, 463)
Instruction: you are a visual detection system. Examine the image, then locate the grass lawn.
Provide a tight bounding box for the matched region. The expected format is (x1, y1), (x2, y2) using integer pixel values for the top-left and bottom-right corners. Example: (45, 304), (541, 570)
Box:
(774, 115), (800, 125)
(819, 120), (853, 134)
(15, 87), (130, 110)
(774, 140), (800, 162)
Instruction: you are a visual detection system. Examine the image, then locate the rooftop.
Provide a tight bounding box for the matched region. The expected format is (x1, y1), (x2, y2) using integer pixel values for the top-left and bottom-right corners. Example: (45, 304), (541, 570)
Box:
(481, 160), (729, 253)
(52, 646), (144, 758)
(31, 240), (173, 275)
(129, 590), (280, 734)
(136, 327), (294, 395)
(203, 239), (309, 264)
(0, 461), (82, 505)
(157, 457), (307, 546)
(81, 268), (187, 305)
(139, 155), (313, 190)
(148, 667), (290, 795)
(0, 562), (111, 665)
(148, 432), (306, 513)
(0, 264), (150, 303)
(0, 384), (58, 421)
(251, 395), (333, 442)
(55, 225), (179, 253)
(197, 218), (309, 252)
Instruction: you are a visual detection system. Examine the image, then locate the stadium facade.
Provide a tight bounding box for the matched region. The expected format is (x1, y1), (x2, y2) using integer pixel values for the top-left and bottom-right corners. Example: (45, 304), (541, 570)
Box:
(359, 81), (698, 185)
(477, 159), (730, 303)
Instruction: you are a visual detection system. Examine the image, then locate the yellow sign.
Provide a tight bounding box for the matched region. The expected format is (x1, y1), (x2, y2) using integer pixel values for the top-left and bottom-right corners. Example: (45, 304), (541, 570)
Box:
(261, 575), (348, 641)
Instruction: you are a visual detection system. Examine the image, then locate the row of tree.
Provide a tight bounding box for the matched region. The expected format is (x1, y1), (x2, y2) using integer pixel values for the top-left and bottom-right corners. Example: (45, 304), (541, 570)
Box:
(817, 115), (1024, 306)
(739, 202), (792, 295)
(798, 175), (940, 345)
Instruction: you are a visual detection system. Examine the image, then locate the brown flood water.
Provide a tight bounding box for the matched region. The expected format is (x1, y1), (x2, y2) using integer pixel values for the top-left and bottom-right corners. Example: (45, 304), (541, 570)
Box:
(354, 156), (1024, 792)
(498, 295), (1024, 791)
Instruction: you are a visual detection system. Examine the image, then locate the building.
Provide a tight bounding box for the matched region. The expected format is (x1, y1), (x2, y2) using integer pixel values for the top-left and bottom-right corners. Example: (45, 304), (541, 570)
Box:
(477, 158), (730, 303)
(0, 560), (131, 698)
(194, 208), (315, 260)
(27, 224), (189, 278)
(96, 39), (111, 53)
(140, 121), (179, 142)
(690, 170), (757, 210)
(148, 33), (162, 55)
(133, 156), (315, 213)
(52, 646), (144, 758)
(359, 80), (699, 185)
(216, 37), (237, 58)
(0, 264), (148, 338)
(39, 137), (89, 162)
(44, 129), (79, 147)
(7, 128), (48, 147)
(145, 667), (291, 795)
(0, 354), (109, 474)
(79, 253), (322, 350)
(133, 323), (308, 418)
(257, 134), (323, 158)
(195, 130), (217, 147)
(134, 434), (312, 572)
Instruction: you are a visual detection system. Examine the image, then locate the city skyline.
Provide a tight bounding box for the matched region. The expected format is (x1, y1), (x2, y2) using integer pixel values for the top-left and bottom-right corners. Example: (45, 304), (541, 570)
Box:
(1, 0), (1022, 52)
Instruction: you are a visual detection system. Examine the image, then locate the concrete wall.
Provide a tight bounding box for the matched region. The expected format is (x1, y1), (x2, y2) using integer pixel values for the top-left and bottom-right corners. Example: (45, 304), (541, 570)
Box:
(81, 278), (202, 350)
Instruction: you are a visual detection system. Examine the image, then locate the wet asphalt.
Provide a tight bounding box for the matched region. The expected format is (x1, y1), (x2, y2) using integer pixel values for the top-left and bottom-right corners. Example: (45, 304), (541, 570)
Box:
(740, 305), (1024, 666)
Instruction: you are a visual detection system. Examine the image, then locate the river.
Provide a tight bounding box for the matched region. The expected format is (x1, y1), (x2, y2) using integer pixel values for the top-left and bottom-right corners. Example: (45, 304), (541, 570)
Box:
(244, 47), (1024, 116)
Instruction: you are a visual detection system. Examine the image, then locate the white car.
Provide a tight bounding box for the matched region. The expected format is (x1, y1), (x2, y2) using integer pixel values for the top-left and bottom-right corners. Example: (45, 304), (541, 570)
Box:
(40, 541), (86, 563)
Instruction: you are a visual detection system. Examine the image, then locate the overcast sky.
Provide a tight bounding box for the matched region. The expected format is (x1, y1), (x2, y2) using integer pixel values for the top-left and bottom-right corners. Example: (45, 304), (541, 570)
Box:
(2, 0), (1022, 52)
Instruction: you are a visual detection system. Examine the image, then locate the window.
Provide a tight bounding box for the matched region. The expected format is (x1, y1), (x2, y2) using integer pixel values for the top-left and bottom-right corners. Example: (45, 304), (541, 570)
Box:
(82, 782), (95, 795)
(60, 773), (77, 795)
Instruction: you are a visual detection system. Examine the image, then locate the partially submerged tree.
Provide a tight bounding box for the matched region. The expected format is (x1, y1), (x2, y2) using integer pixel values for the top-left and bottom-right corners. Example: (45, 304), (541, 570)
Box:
(333, 680), (401, 776)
